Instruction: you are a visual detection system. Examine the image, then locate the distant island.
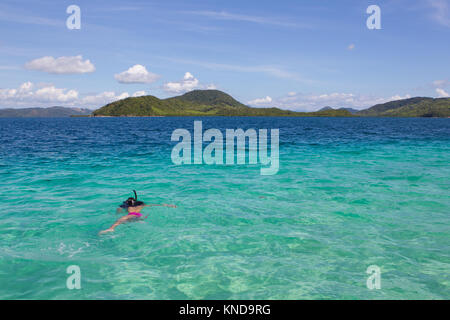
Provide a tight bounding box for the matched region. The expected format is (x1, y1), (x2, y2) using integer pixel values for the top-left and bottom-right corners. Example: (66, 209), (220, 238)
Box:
(1, 90), (449, 118)
(0, 106), (91, 118)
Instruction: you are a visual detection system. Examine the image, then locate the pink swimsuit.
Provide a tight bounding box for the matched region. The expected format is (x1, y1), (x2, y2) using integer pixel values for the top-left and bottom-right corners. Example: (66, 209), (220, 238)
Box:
(128, 212), (143, 217)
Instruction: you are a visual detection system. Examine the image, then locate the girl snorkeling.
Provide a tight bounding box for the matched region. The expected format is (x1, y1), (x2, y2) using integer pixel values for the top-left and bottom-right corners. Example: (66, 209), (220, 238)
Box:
(99, 190), (176, 235)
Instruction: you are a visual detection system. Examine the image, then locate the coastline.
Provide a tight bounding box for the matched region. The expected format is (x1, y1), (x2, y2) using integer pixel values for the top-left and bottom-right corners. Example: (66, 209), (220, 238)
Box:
(5, 114), (447, 119)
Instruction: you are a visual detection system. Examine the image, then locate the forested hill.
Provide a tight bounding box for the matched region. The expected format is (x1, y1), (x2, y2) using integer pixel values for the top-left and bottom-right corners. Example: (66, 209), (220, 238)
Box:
(356, 97), (450, 117)
(92, 90), (352, 117)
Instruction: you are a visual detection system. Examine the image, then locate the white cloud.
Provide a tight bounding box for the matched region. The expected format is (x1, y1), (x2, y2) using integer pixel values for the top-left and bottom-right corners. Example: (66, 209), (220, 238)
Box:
(25, 55), (95, 74)
(163, 72), (199, 93)
(389, 94), (412, 101)
(0, 82), (130, 108)
(81, 91), (129, 106)
(34, 86), (78, 102)
(162, 72), (216, 94)
(436, 88), (449, 97)
(19, 81), (33, 92)
(0, 82), (79, 107)
(205, 83), (218, 90)
(348, 44), (355, 50)
(132, 90), (147, 97)
(248, 96), (273, 106)
(114, 65), (160, 84)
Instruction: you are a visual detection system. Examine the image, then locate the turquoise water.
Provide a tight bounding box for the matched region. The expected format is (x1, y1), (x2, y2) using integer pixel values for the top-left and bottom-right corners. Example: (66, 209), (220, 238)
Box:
(0, 117), (448, 299)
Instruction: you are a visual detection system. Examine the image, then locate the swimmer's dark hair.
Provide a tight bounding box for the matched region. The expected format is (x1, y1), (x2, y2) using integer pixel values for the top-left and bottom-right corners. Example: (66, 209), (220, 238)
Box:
(120, 190), (145, 208)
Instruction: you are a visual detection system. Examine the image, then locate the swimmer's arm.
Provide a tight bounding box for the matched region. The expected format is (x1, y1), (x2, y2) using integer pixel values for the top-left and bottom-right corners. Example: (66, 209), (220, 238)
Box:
(144, 204), (177, 208)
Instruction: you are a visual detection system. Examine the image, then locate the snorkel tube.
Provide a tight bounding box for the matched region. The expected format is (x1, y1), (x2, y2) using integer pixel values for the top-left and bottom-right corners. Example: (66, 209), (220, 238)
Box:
(120, 190), (144, 208)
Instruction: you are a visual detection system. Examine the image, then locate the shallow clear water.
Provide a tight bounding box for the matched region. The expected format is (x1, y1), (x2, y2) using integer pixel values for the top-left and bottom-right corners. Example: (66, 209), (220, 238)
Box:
(0, 117), (448, 299)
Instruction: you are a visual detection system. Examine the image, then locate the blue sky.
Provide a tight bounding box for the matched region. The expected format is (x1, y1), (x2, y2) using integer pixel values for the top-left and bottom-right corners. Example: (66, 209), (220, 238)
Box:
(0, 0), (449, 110)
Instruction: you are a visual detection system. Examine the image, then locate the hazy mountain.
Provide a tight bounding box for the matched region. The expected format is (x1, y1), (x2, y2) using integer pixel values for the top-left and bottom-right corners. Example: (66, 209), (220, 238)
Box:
(339, 107), (359, 114)
(319, 106), (359, 114)
(0, 106), (92, 118)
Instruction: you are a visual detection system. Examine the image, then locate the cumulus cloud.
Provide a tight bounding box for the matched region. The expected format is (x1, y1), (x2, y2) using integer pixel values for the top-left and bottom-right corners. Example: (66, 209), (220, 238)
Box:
(162, 72), (216, 94)
(0, 82), (131, 108)
(114, 64), (160, 84)
(436, 88), (449, 97)
(34, 86), (78, 102)
(25, 55), (95, 74)
(0, 82), (79, 107)
(163, 72), (199, 93)
(248, 96), (273, 106)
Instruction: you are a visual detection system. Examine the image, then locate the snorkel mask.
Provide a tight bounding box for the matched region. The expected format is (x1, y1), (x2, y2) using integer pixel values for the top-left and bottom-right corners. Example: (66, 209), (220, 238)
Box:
(120, 190), (145, 208)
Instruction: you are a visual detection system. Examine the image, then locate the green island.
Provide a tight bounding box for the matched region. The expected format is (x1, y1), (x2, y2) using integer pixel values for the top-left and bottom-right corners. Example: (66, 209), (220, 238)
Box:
(92, 90), (450, 118)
